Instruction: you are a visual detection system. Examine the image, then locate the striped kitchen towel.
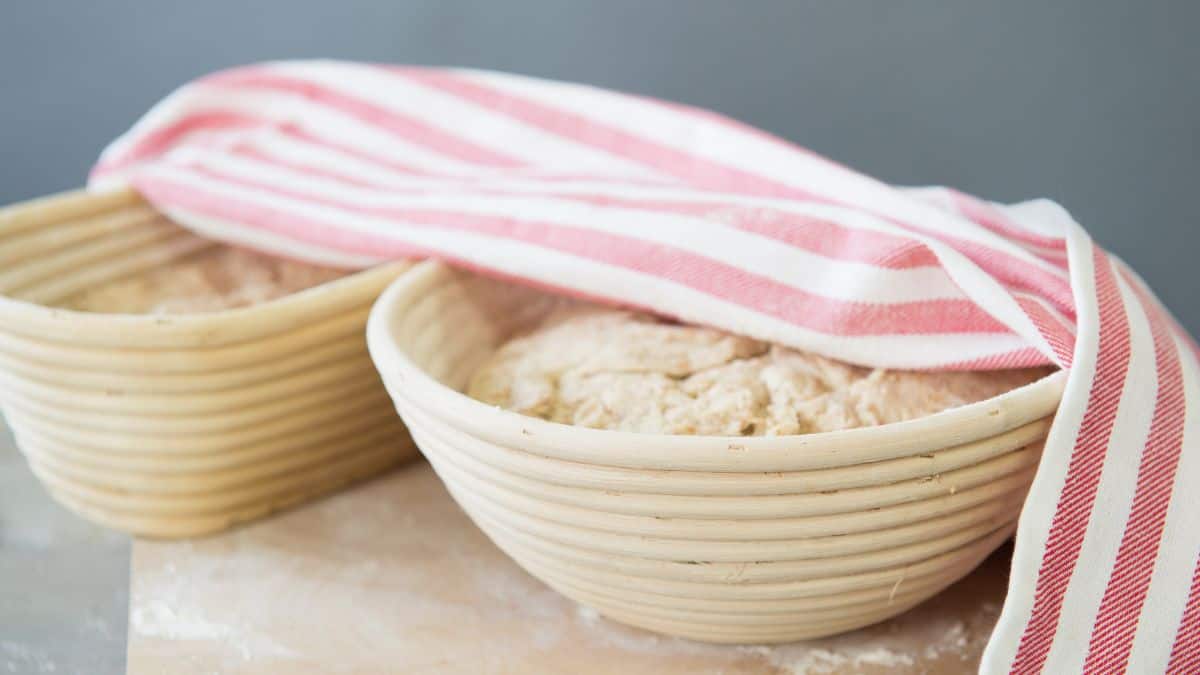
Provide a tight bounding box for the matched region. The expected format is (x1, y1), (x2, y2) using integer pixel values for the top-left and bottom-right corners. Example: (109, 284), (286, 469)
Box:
(90, 60), (1198, 674)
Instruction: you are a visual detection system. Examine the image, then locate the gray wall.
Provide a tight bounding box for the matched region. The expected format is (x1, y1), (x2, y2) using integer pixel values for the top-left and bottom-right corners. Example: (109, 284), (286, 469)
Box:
(3, 0), (1197, 331)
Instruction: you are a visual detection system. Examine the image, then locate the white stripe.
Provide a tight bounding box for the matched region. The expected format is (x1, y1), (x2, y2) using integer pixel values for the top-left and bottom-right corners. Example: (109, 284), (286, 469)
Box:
(1001, 199), (1077, 239)
(1126, 330), (1200, 673)
(157, 206), (383, 268)
(265, 60), (674, 182)
(896, 186), (959, 210)
(223, 126), (654, 189)
(152, 166), (1033, 369)
(928, 246), (1058, 363)
(96, 81), (205, 164)
(902, 186), (1071, 262)
(224, 127), (700, 192)
(105, 86), (503, 175)
(469, 68), (1070, 282)
(172, 147), (976, 305)
(91, 127), (254, 194)
(981, 229), (1100, 673)
(1041, 263), (1157, 673)
(1012, 291), (1077, 340)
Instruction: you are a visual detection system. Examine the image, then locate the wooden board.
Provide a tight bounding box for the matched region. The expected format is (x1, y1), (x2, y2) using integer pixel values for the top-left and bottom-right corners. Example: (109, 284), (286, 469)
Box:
(127, 461), (1011, 674)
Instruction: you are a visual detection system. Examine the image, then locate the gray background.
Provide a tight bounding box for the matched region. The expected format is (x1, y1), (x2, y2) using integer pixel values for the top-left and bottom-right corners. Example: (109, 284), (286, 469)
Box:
(0, 2), (1196, 673)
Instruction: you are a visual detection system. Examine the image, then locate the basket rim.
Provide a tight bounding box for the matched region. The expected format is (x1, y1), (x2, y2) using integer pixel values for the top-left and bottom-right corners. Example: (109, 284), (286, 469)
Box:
(0, 186), (409, 347)
(367, 259), (1067, 472)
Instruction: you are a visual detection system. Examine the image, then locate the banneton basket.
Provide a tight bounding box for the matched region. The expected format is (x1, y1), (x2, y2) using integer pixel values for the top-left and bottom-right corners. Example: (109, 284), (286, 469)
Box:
(0, 188), (416, 538)
(367, 260), (1067, 644)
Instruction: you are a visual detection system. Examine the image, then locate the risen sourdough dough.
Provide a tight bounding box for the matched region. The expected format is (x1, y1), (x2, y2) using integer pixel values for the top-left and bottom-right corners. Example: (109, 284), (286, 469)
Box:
(468, 307), (1052, 436)
(57, 246), (347, 314)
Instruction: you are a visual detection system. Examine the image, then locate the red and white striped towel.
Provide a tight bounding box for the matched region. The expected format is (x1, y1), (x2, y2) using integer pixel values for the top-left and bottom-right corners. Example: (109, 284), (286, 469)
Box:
(90, 60), (1198, 674)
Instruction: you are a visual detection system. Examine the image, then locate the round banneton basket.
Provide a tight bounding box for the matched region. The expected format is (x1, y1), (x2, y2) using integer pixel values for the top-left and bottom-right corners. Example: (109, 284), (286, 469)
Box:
(367, 260), (1066, 644)
(0, 188), (417, 538)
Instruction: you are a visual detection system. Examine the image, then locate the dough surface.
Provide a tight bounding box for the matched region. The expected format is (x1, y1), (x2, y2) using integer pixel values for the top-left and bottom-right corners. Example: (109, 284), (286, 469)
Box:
(468, 307), (1051, 436)
(58, 246), (347, 315)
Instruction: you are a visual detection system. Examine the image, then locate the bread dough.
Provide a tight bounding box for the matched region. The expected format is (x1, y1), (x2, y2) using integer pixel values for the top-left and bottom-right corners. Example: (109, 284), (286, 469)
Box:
(58, 246), (347, 315)
(468, 307), (1051, 436)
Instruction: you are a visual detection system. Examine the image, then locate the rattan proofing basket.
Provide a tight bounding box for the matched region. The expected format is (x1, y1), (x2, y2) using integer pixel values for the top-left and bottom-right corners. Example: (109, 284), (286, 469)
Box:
(367, 260), (1066, 644)
(0, 188), (416, 537)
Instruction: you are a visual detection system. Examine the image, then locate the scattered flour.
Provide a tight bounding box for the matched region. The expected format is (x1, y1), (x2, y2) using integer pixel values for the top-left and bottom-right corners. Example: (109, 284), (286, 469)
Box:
(570, 593), (995, 673)
(126, 469), (1010, 672)
(576, 604), (601, 624)
(131, 603), (234, 642)
(922, 621), (969, 661)
(132, 567), (299, 663)
(755, 614), (992, 674)
(737, 644), (915, 674)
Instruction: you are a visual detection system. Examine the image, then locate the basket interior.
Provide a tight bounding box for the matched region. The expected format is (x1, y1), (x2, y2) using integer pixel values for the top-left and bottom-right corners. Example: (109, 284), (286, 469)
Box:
(394, 270), (572, 393)
(0, 202), (223, 307)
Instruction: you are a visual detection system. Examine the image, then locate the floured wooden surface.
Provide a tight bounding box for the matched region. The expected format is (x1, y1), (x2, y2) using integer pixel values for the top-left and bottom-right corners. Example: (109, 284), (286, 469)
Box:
(127, 462), (1011, 674)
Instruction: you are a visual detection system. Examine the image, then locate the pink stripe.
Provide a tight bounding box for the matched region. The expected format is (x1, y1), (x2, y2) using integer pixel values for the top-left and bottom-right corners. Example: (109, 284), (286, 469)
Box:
(275, 122), (433, 177)
(273, 123), (679, 188)
(226, 134), (948, 271)
(940, 347), (1056, 371)
(134, 177), (655, 315)
(1013, 291), (1076, 337)
(1010, 248), (1132, 674)
(91, 112), (261, 178)
(543, 193), (944, 270)
(1083, 273), (1187, 672)
(531, 194), (1074, 319)
(400, 69), (1079, 318)
(944, 188), (1068, 253)
(1168, 553), (1200, 673)
(399, 68), (823, 200)
(905, 188), (1070, 271)
(1117, 264), (1200, 367)
(947, 244), (1076, 321)
(232, 143), (404, 192)
(1014, 296), (1076, 367)
(203, 70), (527, 168)
(139, 166), (1017, 338)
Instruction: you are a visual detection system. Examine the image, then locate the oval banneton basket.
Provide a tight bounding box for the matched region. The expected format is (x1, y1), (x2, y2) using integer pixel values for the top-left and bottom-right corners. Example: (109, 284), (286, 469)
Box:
(0, 188), (417, 538)
(367, 260), (1067, 644)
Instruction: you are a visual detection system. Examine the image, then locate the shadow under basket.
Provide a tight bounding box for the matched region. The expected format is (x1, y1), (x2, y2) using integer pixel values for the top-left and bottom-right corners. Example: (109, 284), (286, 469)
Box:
(367, 260), (1066, 644)
(0, 187), (417, 538)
